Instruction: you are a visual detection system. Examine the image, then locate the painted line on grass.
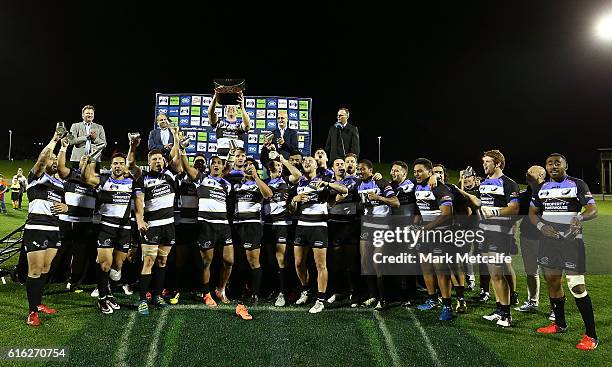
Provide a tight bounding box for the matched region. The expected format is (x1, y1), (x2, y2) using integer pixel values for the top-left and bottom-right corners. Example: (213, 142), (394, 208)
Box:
(115, 312), (137, 367)
(146, 308), (169, 367)
(373, 311), (402, 367)
(172, 304), (372, 313)
(406, 308), (441, 367)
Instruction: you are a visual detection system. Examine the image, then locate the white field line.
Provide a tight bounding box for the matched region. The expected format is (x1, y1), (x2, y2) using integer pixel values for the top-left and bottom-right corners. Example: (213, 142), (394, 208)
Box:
(146, 308), (169, 367)
(406, 308), (441, 367)
(115, 312), (137, 367)
(373, 311), (402, 367)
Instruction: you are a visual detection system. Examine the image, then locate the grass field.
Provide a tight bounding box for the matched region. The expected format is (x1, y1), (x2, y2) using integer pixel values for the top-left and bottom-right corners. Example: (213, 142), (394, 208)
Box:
(1, 160), (611, 366)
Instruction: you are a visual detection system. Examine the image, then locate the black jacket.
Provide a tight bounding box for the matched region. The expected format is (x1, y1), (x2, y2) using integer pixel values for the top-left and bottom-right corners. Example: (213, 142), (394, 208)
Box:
(324, 123), (360, 162)
(272, 127), (298, 159)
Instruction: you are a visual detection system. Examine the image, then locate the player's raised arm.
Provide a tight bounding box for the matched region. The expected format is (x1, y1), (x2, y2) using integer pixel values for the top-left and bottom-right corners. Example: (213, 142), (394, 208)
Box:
(57, 137), (72, 179)
(208, 91), (219, 127)
(33, 132), (60, 177)
(127, 135), (142, 180)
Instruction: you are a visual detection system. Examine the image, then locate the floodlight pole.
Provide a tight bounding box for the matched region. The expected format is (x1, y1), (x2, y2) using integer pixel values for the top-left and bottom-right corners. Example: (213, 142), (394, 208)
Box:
(8, 130), (12, 160)
(377, 136), (381, 163)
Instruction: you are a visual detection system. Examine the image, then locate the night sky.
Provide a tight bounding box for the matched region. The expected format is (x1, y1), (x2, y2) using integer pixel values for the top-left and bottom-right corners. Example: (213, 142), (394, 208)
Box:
(4, 2), (612, 189)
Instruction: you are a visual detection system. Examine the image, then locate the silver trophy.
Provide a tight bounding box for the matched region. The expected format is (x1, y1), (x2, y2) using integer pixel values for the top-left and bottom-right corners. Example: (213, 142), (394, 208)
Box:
(128, 132), (140, 141)
(264, 132), (275, 144)
(268, 151), (279, 160)
(180, 136), (191, 148)
(55, 122), (68, 138)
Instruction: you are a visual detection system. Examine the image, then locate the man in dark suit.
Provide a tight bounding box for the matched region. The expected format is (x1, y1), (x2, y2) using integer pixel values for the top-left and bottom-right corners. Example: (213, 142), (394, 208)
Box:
(260, 111), (298, 177)
(148, 113), (175, 156)
(325, 107), (360, 163)
(272, 110), (298, 159)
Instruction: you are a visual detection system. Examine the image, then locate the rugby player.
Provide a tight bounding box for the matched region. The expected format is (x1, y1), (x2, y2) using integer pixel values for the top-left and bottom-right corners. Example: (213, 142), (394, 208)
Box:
(262, 155), (302, 307)
(82, 150), (135, 314)
(180, 151), (235, 310)
(167, 151), (206, 305)
(529, 153), (599, 350)
(326, 158), (360, 305)
(459, 150), (519, 327)
(24, 132), (67, 326)
(208, 90), (251, 160)
(230, 157), (273, 315)
(314, 148), (334, 178)
(413, 159), (454, 320)
(56, 138), (97, 293)
(357, 159), (399, 309)
(433, 164), (470, 313)
(291, 156), (347, 313)
(133, 129), (182, 315)
(389, 161), (418, 306)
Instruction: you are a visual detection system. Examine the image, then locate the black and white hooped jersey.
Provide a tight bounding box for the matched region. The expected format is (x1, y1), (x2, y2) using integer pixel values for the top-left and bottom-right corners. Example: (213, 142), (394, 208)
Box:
(357, 177), (397, 217)
(194, 173), (231, 224)
(531, 175), (594, 226)
(295, 175), (332, 227)
(477, 175), (519, 234)
(59, 169), (96, 223)
(215, 119), (246, 149)
(25, 169), (65, 231)
(262, 176), (291, 225)
(175, 173), (198, 224)
(415, 181), (453, 226)
(233, 179), (264, 224)
(134, 169), (176, 227)
(391, 178), (417, 216)
(97, 175), (134, 229)
(328, 176), (359, 223)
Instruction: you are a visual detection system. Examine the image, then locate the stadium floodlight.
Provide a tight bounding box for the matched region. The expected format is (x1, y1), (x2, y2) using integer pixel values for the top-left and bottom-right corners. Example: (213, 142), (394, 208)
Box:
(594, 12), (612, 41)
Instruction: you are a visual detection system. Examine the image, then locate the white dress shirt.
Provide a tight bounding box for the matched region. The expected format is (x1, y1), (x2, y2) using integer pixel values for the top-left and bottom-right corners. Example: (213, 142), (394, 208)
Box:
(84, 122), (92, 154)
(160, 128), (170, 146)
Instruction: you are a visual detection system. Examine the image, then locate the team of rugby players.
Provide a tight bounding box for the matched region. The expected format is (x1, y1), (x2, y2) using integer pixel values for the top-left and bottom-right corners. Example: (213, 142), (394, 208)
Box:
(20, 110), (599, 350)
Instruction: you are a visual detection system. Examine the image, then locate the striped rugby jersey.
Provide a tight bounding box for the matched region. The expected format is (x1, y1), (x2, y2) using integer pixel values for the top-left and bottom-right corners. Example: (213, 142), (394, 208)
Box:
(415, 181), (453, 226)
(357, 177), (396, 217)
(59, 169), (96, 223)
(233, 179), (264, 224)
(134, 169), (176, 227)
(175, 172), (198, 224)
(194, 173), (231, 224)
(477, 175), (519, 234)
(328, 176), (359, 223)
(25, 169), (65, 231)
(262, 176), (291, 225)
(531, 175), (594, 226)
(391, 178), (417, 216)
(294, 175), (332, 227)
(97, 174), (134, 229)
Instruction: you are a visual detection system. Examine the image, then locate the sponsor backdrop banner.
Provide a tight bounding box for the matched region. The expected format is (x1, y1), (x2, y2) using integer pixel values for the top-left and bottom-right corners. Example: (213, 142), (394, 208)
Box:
(155, 93), (313, 165)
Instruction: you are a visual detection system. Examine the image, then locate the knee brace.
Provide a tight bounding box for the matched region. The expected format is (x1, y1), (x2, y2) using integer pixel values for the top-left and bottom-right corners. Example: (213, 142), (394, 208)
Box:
(566, 275), (587, 298)
(157, 248), (170, 257)
(142, 247), (158, 257)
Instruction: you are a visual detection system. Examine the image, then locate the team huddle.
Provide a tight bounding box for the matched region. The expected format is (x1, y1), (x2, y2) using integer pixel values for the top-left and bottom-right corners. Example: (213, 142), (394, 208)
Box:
(20, 109), (599, 351)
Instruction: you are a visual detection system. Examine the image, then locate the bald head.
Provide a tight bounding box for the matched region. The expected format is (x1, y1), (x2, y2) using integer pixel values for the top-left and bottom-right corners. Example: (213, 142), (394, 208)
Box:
(526, 165), (545, 185)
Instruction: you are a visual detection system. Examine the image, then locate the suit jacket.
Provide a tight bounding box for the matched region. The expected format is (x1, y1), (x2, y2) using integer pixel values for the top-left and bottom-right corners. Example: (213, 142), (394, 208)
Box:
(69, 122), (107, 162)
(148, 128), (175, 153)
(324, 123), (360, 163)
(272, 127), (298, 159)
